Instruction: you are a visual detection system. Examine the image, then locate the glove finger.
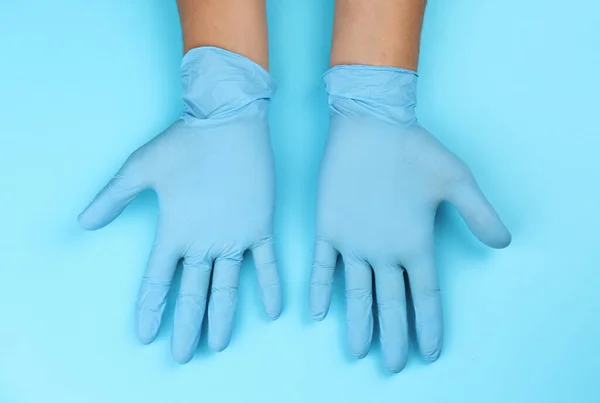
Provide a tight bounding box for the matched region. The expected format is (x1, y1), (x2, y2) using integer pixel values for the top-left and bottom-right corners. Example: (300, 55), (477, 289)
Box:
(78, 150), (150, 231)
(309, 239), (338, 321)
(343, 255), (373, 359)
(170, 255), (212, 364)
(251, 237), (282, 319)
(404, 255), (443, 362)
(447, 173), (511, 249)
(373, 263), (408, 373)
(135, 231), (181, 345)
(207, 254), (243, 352)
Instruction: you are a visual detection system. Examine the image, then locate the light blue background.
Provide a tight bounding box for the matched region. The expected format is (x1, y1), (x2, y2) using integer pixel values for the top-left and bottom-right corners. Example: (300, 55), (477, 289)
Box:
(1, 0), (599, 402)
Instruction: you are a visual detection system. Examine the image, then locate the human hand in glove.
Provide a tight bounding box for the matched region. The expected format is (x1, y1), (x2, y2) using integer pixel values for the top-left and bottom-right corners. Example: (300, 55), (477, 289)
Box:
(310, 66), (511, 372)
(79, 47), (282, 364)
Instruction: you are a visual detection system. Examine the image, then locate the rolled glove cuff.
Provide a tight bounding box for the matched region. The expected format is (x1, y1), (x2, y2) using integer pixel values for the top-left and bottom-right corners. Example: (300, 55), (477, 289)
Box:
(181, 46), (276, 120)
(323, 65), (418, 125)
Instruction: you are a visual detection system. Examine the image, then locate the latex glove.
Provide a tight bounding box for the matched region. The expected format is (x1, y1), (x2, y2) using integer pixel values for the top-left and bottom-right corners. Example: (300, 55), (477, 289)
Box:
(79, 47), (282, 364)
(310, 66), (511, 373)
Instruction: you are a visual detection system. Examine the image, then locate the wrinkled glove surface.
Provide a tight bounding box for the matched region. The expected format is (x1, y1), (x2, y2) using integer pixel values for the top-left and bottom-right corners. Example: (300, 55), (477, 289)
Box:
(310, 65), (511, 372)
(79, 47), (281, 364)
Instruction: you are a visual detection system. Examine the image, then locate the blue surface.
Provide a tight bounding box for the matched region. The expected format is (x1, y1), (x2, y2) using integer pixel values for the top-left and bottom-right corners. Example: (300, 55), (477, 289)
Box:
(0, 0), (599, 402)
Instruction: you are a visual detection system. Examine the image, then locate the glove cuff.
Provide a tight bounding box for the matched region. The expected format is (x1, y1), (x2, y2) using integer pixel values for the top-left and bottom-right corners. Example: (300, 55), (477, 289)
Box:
(181, 46), (276, 119)
(323, 65), (418, 125)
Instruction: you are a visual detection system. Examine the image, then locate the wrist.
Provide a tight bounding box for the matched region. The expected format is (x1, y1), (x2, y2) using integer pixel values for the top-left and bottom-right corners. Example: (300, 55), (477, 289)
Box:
(181, 47), (275, 120)
(323, 65), (418, 125)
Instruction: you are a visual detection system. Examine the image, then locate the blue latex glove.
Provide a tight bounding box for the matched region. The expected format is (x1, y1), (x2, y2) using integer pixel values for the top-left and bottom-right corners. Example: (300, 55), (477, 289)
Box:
(310, 66), (511, 373)
(79, 47), (282, 364)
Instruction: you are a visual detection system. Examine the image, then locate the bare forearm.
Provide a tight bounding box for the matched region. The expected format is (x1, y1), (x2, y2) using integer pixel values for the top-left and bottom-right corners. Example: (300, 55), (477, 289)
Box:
(330, 0), (426, 71)
(176, 0), (269, 69)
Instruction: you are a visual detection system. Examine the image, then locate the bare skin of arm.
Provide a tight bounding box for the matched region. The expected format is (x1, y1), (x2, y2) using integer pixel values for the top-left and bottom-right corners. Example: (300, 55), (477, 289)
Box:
(330, 0), (426, 71)
(176, 0), (269, 69)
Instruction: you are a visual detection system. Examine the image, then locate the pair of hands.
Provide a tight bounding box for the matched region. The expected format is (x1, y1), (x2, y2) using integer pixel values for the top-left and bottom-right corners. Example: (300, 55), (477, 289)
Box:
(79, 48), (510, 372)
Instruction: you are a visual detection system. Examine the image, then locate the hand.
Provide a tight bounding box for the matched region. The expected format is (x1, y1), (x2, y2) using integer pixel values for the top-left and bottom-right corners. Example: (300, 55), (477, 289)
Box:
(310, 66), (511, 373)
(79, 47), (282, 364)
